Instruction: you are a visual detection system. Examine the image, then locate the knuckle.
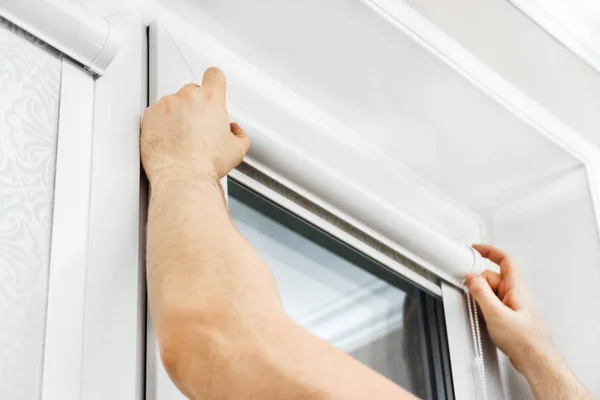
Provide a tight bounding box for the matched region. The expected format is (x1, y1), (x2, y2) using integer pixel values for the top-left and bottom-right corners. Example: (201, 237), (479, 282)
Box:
(158, 93), (174, 104)
(178, 84), (200, 99)
(160, 94), (177, 108)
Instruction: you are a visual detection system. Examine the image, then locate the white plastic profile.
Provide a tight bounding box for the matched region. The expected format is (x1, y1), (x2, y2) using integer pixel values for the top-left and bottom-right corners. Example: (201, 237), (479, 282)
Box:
(0, 0), (118, 76)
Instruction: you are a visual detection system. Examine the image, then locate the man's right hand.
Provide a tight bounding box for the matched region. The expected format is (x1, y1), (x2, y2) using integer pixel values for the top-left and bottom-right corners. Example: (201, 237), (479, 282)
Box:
(141, 67), (250, 188)
(466, 244), (591, 400)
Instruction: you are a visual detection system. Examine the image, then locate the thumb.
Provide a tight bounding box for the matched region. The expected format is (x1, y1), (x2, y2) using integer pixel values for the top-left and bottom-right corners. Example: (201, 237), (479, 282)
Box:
(466, 274), (506, 319)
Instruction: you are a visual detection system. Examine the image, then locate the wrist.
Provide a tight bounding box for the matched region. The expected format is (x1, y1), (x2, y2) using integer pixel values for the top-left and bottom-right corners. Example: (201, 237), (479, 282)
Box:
(516, 338), (559, 376)
(149, 168), (219, 195)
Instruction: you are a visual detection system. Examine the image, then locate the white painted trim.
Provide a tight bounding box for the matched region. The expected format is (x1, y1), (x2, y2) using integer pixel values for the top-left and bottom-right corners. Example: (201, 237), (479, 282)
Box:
(229, 168), (442, 297)
(442, 283), (506, 400)
(41, 58), (95, 400)
(507, 0), (600, 76)
(0, 0), (118, 75)
(360, 0), (600, 164)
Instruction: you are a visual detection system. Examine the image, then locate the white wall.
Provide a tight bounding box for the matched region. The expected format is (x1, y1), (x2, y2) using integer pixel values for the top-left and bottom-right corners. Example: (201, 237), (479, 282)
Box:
(490, 167), (600, 398)
(0, 17), (61, 400)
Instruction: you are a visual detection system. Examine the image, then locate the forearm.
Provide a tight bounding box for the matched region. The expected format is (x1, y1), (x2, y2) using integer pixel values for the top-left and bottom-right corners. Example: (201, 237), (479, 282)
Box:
(147, 174), (282, 331)
(520, 345), (591, 400)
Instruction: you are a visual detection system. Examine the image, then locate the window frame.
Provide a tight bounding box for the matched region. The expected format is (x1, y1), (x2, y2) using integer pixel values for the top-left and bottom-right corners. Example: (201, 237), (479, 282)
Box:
(42, 57), (95, 400)
(42, 11), (146, 400)
(441, 283), (506, 400)
(146, 19), (507, 399)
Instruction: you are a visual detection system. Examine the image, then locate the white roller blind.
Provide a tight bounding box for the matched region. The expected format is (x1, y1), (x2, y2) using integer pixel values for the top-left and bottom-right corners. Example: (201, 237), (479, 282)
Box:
(0, 0), (118, 75)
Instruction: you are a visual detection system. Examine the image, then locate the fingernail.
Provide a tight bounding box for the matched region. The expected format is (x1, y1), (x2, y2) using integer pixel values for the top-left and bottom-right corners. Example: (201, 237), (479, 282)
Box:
(466, 274), (476, 285)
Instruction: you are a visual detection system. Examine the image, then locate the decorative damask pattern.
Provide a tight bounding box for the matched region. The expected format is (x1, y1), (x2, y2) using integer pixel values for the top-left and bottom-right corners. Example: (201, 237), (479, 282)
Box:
(0, 17), (61, 400)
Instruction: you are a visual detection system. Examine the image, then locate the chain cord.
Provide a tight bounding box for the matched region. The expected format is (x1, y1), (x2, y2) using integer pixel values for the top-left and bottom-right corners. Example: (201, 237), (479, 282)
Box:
(466, 291), (489, 400)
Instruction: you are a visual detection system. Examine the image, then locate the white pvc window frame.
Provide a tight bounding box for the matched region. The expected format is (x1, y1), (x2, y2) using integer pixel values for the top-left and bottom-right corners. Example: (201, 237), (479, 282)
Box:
(441, 283), (507, 400)
(42, 58), (95, 399)
(41, 8), (145, 400)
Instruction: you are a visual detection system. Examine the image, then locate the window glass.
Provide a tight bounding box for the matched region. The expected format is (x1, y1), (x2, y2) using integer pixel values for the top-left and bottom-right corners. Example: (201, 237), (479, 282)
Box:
(229, 194), (429, 397)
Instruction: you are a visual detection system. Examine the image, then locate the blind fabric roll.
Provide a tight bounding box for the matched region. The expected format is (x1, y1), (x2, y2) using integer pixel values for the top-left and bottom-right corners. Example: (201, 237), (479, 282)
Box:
(0, 0), (118, 75)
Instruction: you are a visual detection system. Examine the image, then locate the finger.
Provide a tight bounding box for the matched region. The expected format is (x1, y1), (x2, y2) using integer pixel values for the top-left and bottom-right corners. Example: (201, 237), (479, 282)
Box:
(466, 274), (507, 318)
(501, 287), (524, 311)
(236, 131), (251, 157)
(472, 244), (507, 264)
(482, 270), (501, 293)
(231, 123), (250, 156)
(473, 244), (519, 278)
(201, 67), (226, 102)
(230, 122), (245, 137)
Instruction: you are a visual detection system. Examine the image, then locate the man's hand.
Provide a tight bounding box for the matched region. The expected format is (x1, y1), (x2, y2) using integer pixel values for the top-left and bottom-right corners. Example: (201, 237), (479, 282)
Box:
(466, 244), (591, 400)
(141, 67), (250, 187)
(466, 244), (547, 374)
